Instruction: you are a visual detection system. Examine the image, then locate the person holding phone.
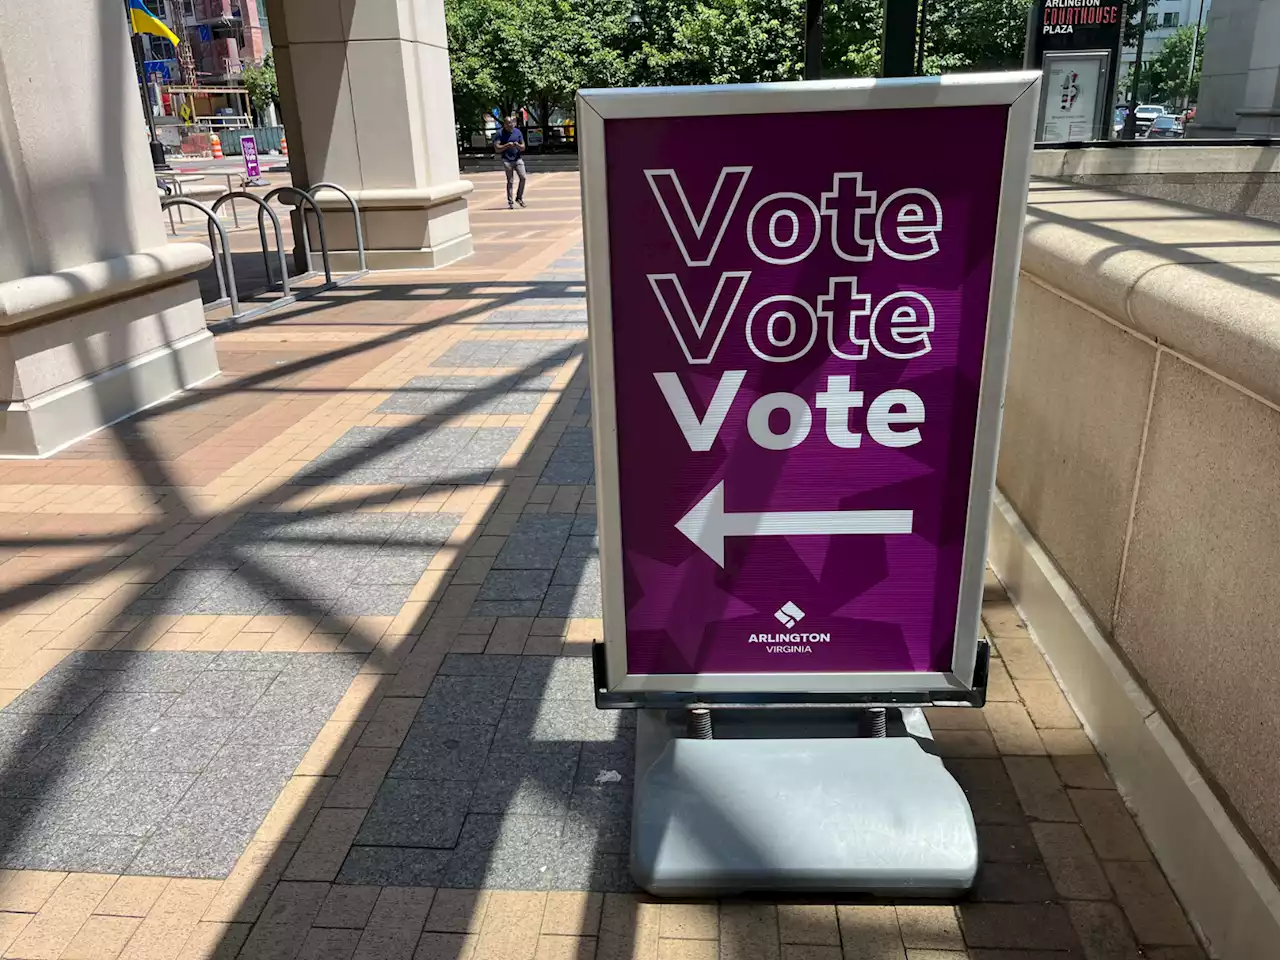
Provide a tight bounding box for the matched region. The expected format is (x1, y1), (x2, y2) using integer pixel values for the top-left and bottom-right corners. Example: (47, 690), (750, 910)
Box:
(495, 116), (527, 209)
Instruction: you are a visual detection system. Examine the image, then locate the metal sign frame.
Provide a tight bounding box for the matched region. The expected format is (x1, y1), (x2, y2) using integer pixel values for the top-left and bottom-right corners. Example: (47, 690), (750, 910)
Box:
(1037, 50), (1112, 142)
(578, 73), (1039, 698)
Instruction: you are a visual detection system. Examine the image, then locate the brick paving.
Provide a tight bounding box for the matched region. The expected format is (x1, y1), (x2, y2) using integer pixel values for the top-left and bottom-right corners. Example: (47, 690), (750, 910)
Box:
(0, 171), (1205, 958)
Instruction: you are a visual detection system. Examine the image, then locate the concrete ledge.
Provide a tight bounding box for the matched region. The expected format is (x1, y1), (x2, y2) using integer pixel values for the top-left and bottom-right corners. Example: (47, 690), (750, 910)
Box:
(0, 243), (213, 329)
(0, 279), (219, 458)
(988, 490), (1280, 960)
(1023, 184), (1280, 406)
(1033, 145), (1280, 178)
(308, 181), (475, 210)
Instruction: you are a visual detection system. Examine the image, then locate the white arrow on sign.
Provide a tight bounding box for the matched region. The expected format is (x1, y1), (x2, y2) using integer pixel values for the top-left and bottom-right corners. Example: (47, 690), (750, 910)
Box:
(676, 481), (914, 567)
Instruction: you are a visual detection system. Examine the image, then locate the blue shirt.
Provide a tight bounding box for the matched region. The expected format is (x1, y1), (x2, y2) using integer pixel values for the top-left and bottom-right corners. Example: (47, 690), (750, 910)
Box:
(497, 128), (524, 162)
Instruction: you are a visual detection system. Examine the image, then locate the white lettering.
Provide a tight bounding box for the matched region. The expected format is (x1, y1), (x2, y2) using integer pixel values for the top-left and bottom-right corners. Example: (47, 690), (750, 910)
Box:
(655, 369), (746, 452)
(644, 166), (752, 267)
(747, 393), (812, 450)
(747, 193), (822, 265)
(821, 172), (878, 261)
(817, 277), (872, 361)
(648, 271), (751, 365)
(875, 188), (943, 261)
(870, 292), (935, 359)
(745, 295), (817, 363)
(867, 389), (925, 447)
(814, 375), (864, 449)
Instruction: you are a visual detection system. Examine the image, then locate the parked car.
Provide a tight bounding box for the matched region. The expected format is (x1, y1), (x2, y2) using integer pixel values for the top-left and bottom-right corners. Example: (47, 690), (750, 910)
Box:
(1143, 115), (1185, 139)
(1134, 104), (1166, 132)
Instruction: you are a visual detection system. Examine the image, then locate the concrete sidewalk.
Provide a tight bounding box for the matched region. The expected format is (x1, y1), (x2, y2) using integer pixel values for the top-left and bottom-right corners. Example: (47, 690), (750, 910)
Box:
(0, 171), (1202, 959)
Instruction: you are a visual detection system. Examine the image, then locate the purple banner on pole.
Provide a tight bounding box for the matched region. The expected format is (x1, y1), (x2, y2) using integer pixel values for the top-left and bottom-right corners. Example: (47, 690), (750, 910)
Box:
(602, 105), (1009, 678)
(241, 135), (260, 179)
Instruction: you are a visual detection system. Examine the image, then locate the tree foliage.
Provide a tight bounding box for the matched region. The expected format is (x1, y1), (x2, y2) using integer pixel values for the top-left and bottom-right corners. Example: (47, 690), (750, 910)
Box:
(1127, 25), (1205, 106)
(444, 0), (1037, 134)
(240, 53), (278, 118)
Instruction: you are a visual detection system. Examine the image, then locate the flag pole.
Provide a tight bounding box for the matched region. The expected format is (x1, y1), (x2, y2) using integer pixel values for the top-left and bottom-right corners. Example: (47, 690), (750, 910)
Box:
(124, 0), (169, 170)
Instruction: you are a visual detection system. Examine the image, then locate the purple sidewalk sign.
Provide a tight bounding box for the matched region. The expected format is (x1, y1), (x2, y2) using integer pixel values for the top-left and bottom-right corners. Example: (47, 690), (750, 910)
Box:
(579, 75), (1039, 697)
(241, 135), (261, 179)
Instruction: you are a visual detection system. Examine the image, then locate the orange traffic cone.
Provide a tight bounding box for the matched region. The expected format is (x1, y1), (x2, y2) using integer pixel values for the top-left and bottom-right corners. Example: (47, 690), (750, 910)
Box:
(211, 134), (223, 159)
(280, 134), (288, 157)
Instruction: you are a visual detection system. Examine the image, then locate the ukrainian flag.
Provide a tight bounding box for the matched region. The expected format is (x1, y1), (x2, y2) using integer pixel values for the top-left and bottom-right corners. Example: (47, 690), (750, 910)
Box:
(129, 0), (181, 46)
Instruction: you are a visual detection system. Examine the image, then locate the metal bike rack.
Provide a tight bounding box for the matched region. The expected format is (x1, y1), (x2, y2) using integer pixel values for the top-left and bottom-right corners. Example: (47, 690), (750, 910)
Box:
(212, 191), (291, 298)
(163, 181), (368, 328)
(260, 185), (332, 287)
(310, 182), (368, 273)
(160, 197), (240, 318)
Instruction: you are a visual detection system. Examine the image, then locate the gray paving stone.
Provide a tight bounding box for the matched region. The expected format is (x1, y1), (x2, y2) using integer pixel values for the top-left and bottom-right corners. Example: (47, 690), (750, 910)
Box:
(0, 752), (119, 803)
(442, 814), (565, 889)
(389, 722), (494, 781)
(546, 852), (635, 893)
(229, 712), (330, 746)
(356, 779), (473, 848)
(553, 555), (600, 587)
(470, 749), (580, 817)
(208, 652), (299, 673)
(563, 781), (632, 855)
(492, 516), (573, 570)
(494, 698), (629, 751)
(250, 671), (357, 717)
(3, 675), (106, 716)
(539, 582), (603, 618)
(419, 675), (512, 726)
(433, 339), (572, 369)
(116, 716), (239, 771)
(510, 657), (595, 701)
(191, 579), (269, 616)
(204, 743), (305, 784)
(1, 831), (146, 873)
(166, 671), (275, 718)
(477, 569), (552, 602)
(328, 583), (412, 617)
(336, 846), (450, 887)
(540, 457), (595, 485)
(56, 769), (199, 837)
(468, 600), (544, 617)
(0, 712), (75, 765)
(560, 535), (598, 560)
(354, 552), (438, 586)
(439, 654), (521, 678)
(128, 817), (254, 878)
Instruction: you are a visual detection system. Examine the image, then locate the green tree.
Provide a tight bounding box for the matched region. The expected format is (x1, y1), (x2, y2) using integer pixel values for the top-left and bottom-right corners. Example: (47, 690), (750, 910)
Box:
(823, 0), (882, 77)
(919, 0), (1034, 74)
(628, 0), (807, 86)
(240, 53), (278, 122)
(1139, 25), (1205, 106)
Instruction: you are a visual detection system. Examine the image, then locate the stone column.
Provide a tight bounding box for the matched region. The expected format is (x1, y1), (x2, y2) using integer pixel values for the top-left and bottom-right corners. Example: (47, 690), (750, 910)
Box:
(269, 0), (474, 270)
(0, 1), (217, 457)
(1196, 0), (1280, 137)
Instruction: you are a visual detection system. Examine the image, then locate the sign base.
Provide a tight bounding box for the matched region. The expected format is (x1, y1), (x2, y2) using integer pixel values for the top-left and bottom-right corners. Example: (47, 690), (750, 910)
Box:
(631, 709), (977, 897)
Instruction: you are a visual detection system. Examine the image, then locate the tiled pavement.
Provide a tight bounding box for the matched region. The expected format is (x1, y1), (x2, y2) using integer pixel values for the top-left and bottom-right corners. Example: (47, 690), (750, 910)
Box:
(0, 171), (1205, 958)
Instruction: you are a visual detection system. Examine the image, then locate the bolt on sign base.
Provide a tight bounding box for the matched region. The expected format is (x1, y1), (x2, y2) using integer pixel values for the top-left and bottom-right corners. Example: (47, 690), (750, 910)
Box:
(631, 708), (977, 897)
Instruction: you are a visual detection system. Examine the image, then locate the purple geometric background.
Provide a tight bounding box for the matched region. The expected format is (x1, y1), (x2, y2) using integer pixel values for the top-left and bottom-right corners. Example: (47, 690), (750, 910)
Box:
(603, 105), (1008, 676)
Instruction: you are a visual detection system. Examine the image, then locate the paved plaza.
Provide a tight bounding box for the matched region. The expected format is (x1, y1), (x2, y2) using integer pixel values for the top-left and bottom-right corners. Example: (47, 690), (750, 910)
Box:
(0, 172), (1202, 958)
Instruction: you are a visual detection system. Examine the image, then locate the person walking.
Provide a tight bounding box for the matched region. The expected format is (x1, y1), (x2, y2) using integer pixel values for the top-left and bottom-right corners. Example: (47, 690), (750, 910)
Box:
(495, 116), (527, 209)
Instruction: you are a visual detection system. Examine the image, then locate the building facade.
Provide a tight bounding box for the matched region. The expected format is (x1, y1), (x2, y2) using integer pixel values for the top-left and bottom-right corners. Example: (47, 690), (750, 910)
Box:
(1118, 0), (1211, 90)
(1195, 0), (1280, 134)
(140, 0), (270, 84)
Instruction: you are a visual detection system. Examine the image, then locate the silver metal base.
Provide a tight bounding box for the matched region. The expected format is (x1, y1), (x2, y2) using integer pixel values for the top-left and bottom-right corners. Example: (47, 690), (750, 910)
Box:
(630, 709), (978, 897)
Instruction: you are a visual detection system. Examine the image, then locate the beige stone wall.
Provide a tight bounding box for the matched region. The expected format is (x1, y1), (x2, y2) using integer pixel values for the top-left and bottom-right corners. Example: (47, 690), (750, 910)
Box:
(1003, 183), (1280, 871)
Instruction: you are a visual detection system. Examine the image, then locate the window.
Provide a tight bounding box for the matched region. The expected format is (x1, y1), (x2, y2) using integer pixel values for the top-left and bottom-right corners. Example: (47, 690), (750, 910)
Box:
(1162, 11), (1179, 26)
(150, 37), (176, 59)
(152, 0), (167, 19)
(1146, 13), (1158, 28)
